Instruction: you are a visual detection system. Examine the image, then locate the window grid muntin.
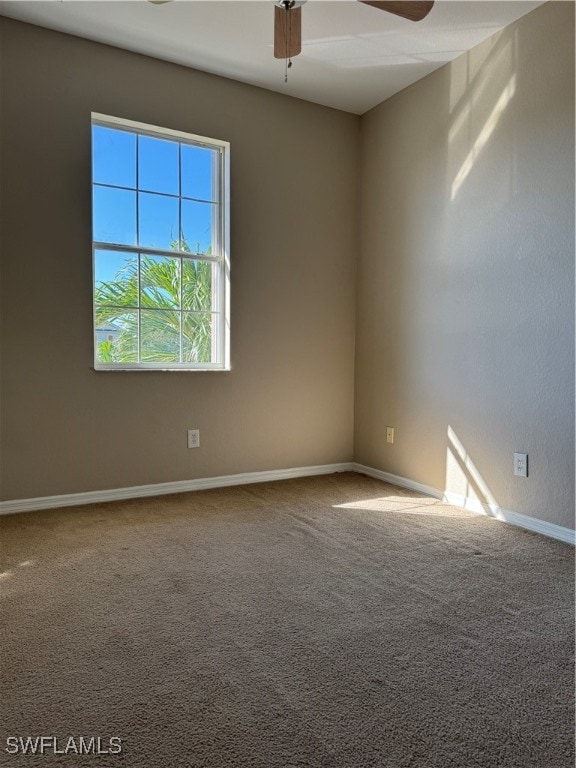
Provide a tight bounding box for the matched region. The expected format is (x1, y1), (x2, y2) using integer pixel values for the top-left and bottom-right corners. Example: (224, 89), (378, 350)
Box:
(92, 184), (218, 254)
(92, 115), (227, 370)
(93, 181), (218, 206)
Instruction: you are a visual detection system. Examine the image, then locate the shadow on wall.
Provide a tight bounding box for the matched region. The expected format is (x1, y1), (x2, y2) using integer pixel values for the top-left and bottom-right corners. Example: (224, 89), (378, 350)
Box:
(435, 30), (523, 513)
(357, 4), (575, 528)
(364, 23), (522, 484)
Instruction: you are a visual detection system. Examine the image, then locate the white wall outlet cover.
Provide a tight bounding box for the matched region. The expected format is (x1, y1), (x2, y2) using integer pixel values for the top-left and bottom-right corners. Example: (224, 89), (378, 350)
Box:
(514, 452), (528, 477)
(188, 429), (200, 449)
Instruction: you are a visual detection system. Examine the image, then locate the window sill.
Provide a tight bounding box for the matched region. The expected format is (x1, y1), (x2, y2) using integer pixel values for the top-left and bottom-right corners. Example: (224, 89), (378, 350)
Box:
(92, 366), (231, 372)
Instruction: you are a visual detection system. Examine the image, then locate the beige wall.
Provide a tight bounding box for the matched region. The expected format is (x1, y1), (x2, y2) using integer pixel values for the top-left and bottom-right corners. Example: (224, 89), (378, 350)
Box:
(1, 5), (574, 531)
(0, 19), (359, 499)
(355, 2), (575, 528)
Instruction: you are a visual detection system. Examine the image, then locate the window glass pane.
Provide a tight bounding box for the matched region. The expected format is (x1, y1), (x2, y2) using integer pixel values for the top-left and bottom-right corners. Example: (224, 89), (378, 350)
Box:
(181, 145), (216, 202)
(94, 250), (138, 307)
(93, 186), (136, 245)
(94, 310), (138, 363)
(182, 259), (212, 312)
(182, 312), (214, 364)
(141, 310), (180, 363)
(92, 118), (227, 369)
(92, 125), (136, 189)
(138, 192), (179, 251)
(181, 200), (214, 255)
(139, 135), (179, 195)
(141, 254), (180, 309)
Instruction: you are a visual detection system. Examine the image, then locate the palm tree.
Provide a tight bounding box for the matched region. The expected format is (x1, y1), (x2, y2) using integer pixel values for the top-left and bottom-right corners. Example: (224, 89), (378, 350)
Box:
(95, 239), (213, 364)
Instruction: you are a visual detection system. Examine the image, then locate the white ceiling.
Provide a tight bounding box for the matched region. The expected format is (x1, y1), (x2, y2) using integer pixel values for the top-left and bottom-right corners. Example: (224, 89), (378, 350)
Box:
(0, 0), (543, 114)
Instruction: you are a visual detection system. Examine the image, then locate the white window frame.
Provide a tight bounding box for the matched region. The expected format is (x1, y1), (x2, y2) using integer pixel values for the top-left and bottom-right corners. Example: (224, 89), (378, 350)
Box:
(92, 113), (230, 371)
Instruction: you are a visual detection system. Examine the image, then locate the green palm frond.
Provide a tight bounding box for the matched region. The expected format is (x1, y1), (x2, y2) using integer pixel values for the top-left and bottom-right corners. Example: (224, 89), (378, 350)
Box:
(94, 241), (213, 364)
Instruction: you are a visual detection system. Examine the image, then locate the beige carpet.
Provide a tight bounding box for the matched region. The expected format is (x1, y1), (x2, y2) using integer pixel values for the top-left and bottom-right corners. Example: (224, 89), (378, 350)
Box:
(1, 472), (573, 767)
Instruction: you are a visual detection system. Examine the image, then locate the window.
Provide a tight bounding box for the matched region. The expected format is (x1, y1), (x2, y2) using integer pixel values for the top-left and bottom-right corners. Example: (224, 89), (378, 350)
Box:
(91, 114), (230, 370)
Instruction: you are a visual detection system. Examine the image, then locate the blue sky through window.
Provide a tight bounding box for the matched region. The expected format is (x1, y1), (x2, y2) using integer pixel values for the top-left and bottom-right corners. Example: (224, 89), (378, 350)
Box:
(139, 135), (179, 195)
(93, 125), (215, 282)
(93, 125), (136, 187)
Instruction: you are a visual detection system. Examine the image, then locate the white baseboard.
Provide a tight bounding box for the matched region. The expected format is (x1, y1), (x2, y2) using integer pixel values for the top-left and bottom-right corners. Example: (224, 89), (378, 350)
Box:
(0, 463), (355, 516)
(352, 463), (575, 546)
(351, 463), (444, 501)
(3, 461), (574, 545)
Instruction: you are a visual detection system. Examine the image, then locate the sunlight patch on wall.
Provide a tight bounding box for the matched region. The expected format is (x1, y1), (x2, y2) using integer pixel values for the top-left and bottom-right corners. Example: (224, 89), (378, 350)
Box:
(449, 31), (503, 113)
(445, 426), (500, 514)
(448, 38), (515, 148)
(451, 74), (516, 199)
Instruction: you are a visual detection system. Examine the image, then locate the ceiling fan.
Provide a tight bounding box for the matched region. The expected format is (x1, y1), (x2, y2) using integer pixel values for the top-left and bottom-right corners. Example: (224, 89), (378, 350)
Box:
(149, 1), (435, 68)
(274, 1), (434, 61)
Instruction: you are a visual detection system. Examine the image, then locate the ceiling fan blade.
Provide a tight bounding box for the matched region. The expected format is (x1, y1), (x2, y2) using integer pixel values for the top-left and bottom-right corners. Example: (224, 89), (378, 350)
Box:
(274, 5), (302, 59)
(358, 1), (434, 22)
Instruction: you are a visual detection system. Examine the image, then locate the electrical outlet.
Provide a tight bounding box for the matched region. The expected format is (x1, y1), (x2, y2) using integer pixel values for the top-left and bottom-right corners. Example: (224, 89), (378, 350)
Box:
(386, 427), (394, 444)
(513, 452), (528, 477)
(187, 429), (200, 449)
